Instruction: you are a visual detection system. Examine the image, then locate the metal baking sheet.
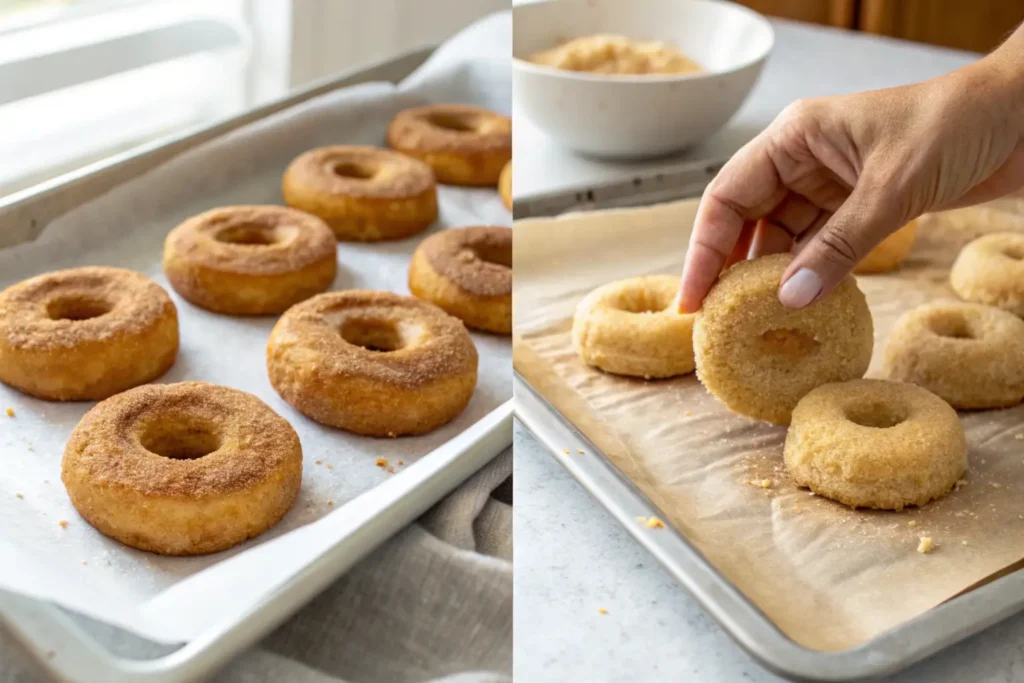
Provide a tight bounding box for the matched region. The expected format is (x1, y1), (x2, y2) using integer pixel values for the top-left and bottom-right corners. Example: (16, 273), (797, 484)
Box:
(0, 42), (512, 682)
(512, 188), (1024, 682)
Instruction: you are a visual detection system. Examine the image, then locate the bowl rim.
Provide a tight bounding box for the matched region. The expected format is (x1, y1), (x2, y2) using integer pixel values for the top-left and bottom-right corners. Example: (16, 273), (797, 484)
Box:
(511, 0), (776, 84)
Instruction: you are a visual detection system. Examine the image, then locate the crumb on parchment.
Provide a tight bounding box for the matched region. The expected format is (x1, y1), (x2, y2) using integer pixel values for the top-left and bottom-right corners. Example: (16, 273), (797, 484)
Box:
(577, 450), (584, 454)
(15, 493), (22, 500)
(58, 520), (68, 529)
(917, 537), (935, 554)
(597, 608), (608, 615)
(5, 408), (14, 417)
(327, 500), (334, 508)
(326, 464), (333, 470)
(645, 516), (665, 529)
(315, 459), (322, 465)
(563, 449), (570, 454)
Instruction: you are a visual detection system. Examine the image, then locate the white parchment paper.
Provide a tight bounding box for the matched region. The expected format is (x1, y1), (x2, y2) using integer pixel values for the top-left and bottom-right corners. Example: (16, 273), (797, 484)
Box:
(0, 13), (511, 643)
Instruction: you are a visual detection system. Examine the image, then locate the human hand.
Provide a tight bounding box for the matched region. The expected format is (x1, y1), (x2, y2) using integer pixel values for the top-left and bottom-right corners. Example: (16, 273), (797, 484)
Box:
(677, 28), (1024, 313)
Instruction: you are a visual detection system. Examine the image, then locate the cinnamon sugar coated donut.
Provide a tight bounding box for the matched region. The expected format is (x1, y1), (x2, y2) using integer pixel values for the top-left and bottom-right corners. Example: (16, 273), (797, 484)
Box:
(163, 205), (337, 315)
(0, 267), (178, 401)
(266, 291), (478, 436)
(784, 379), (966, 510)
(408, 226), (512, 334)
(282, 146), (438, 241)
(387, 104), (512, 186)
(882, 301), (1024, 409)
(950, 233), (1024, 316)
(499, 161), (512, 210)
(61, 382), (302, 555)
(694, 254), (873, 424)
(572, 275), (695, 379)
(854, 219), (918, 274)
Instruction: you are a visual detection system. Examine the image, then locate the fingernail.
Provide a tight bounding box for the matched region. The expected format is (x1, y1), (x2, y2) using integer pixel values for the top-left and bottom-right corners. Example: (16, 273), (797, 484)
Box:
(779, 268), (822, 309)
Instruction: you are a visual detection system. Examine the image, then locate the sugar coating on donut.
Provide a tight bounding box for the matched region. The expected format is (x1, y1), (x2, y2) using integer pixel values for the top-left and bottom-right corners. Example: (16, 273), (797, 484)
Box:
(694, 254), (873, 424)
(950, 233), (1024, 317)
(883, 300), (1024, 409)
(408, 226), (511, 334)
(854, 219), (918, 274)
(572, 275), (695, 379)
(784, 379), (966, 510)
(61, 382), (302, 555)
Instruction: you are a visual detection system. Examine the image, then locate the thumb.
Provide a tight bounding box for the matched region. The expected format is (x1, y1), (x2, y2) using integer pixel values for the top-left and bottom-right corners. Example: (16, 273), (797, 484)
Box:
(778, 176), (902, 308)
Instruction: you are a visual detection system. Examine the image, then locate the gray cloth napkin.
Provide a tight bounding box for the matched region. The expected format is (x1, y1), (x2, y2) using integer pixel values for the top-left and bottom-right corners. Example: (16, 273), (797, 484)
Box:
(0, 449), (512, 683)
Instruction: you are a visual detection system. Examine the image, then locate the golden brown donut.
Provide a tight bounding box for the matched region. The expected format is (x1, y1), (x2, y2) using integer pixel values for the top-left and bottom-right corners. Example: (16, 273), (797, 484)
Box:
(882, 301), (1024, 409)
(408, 226), (511, 334)
(499, 160), (512, 210)
(163, 205), (337, 316)
(784, 379), (966, 510)
(387, 104), (512, 186)
(61, 382), (302, 555)
(950, 232), (1024, 316)
(572, 275), (695, 379)
(694, 254), (874, 424)
(854, 219), (919, 274)
(282, 146), (438, 241)
(0, 267), (178, 401)
(266, 291), (478, 436)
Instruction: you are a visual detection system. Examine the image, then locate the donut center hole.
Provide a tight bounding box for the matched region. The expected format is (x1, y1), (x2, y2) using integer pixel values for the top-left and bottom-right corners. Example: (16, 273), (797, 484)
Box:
(930, 315), (975, 340)
(141, 423), (221, 460)
(845, 402), (907, 429)
(427, 112), (478, 133)
(1002, 245), (1024, 260)
(465, 243), (512, 268)
(340, 318), (404, 352)
(46, 295), (112, 321)
(331, 161), (377, 180)
(214, 223), (282, 246)
(758, 328), (819, 356)
(617, 291), (670, 314)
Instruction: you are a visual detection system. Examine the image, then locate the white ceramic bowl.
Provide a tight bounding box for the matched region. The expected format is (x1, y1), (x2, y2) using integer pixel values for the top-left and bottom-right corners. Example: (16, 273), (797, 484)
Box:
(513, 0), (774, 159)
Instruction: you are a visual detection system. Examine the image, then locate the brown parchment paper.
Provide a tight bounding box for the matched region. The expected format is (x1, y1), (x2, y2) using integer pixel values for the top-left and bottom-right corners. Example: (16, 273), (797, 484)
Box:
(513, 196), (1024, 652)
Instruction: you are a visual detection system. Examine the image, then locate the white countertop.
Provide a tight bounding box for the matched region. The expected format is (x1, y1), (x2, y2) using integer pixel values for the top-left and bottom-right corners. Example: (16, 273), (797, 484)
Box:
(512, 17), (1024, 683)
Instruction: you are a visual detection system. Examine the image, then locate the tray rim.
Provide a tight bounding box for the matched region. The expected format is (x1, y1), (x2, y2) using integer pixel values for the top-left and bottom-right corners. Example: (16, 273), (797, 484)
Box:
(0, 44), (514, 683)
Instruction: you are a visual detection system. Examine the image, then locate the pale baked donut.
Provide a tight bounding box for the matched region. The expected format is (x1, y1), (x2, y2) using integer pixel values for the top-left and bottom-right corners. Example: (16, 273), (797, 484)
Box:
(572, 275), (695, 379)
(499, 160), (512, 210)
(282, 146), (438, 241)
(854, 219), (919, 274)
(950, 233), (1024, 316)
(408, 226), (511, 334)
(267, 291), (478, 436)
(163, 205), (337, 316)
(0, 267), (178, 401)
(694, 254), (873, 424)
(61, 382), (302, 555)
(387, 104), (512, 186)
(784, 379), (966, 510)
(882, 301), (1024, 409)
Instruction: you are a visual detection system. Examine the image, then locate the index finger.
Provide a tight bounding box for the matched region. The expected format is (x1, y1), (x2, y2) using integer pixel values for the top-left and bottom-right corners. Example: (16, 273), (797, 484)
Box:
(677, 137), (783, 313)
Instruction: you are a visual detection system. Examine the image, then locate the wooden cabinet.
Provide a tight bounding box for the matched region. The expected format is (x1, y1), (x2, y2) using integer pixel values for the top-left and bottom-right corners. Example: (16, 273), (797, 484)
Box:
(733, 0), (1024, 53)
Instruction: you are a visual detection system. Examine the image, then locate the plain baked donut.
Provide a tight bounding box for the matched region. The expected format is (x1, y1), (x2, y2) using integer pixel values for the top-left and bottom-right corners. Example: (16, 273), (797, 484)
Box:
(282, 146), (438, 241)
(694, 254), (873, 424)
(163, 205), (337, 315)
(266, 290), (478, 436)
(499, 161), (512, 210)
(408, 226), (512, 334)
(950, 232), (1024, 317)
(61, 382), (302, 555)
(0, 267), (178, 401)
(572, 275), (695, 379)
(784, 379), (967, 510)
(882, 301), (1024, 409)
(854, 219), (918, 274)
(387, 104), (512, 186)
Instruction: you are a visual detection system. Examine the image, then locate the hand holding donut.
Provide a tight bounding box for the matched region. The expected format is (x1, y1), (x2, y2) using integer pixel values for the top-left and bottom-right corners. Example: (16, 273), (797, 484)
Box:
(677, 21), (1024, 313)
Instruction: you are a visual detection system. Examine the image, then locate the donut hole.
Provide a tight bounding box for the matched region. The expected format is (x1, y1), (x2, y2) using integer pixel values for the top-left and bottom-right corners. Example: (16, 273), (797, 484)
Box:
(1002, 245), (1024, 261)
(929, 314), (976, 340)
(341, 318), (404, 352)
(214, 223), (286, 247)
(758, 328), (820, 357)
(615, 290), (671, 314)
(845, 402), (908, 429)
(427, 112), (478, 133)
(331, 161), (377, 180)
(140, 422), (221, 460)
(465, 243), (512, 269)
(46, 295), (112, 321)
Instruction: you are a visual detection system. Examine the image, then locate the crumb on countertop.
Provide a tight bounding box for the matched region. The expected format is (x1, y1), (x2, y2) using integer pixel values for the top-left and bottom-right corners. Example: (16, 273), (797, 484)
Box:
(327, 500), (334, 507)
(577, 449), (585, 454)
(315, 459), (323, 465)
(597, 608), (608, 615)
(326, 464), (333, 470)
(58, 520), (68, 529)
(398, 460), (404, 466)
(917, 537), (935, 554)
(375, 457), (388, 468)
(563, 449), (570, 454)
(5, 408), (14, 417)
(15, 493), (23, 500)
(645, 516), (665, 529)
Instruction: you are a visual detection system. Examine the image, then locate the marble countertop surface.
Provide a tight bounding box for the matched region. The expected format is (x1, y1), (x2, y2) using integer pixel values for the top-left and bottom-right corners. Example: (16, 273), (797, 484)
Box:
(512, 16), (1024, 683)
